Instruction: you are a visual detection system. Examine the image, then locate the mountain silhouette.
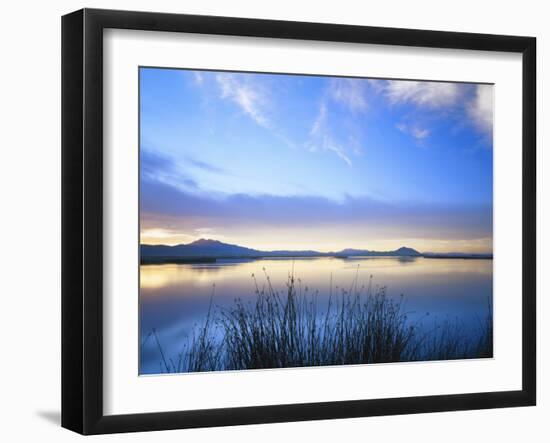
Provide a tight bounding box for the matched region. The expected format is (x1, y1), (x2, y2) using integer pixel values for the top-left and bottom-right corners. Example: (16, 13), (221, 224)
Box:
(140, 239), (422, 258)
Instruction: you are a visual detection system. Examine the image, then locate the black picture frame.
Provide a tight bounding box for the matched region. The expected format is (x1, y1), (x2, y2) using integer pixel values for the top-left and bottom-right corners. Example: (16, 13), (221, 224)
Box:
(62, 8), (536, 435)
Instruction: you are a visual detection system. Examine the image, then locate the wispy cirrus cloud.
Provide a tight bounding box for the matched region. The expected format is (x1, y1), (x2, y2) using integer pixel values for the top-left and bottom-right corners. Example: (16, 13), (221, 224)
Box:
(193, 71), (204, 86)
(310, 103), (328, 137)
(308, 103), (352, 167)
(384, 80), (462, 108)
(200, 73), (367, 165)
(216, 73), (270, 128)
(214, 73), (297, 149)
(305, 78), (371, 166)
(396, 123), (430, 141)
(328, 78), (368, 113)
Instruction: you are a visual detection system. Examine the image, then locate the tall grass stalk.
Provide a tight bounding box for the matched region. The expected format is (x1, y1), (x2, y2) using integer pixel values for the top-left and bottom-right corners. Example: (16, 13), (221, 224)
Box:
(149, 272), (493, 373)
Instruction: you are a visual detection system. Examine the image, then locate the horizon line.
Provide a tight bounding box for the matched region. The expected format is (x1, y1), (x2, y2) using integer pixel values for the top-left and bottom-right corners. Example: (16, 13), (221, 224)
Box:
(139, 238), (493, 256)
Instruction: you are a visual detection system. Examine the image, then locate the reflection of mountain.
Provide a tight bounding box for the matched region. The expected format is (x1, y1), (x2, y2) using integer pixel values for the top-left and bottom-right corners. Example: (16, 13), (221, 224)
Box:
(140, 238), (423, 259)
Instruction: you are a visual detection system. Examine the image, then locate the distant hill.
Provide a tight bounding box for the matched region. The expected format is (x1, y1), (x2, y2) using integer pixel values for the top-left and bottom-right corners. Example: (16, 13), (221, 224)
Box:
(140, 239), (261, 258)
(337, 246), (421, 257)
(140, 239), (422, 260)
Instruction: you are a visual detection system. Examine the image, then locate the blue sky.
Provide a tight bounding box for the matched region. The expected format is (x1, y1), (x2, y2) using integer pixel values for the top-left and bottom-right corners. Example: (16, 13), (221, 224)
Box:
(140, 67), (493, 253)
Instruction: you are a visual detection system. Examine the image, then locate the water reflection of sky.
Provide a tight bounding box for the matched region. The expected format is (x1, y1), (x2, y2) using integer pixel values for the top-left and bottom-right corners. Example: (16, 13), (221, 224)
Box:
(139, 257), (493, 374)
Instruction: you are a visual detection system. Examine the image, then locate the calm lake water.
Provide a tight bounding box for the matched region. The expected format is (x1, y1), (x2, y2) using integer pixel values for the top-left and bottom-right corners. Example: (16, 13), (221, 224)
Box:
(139, 257), (492, 374)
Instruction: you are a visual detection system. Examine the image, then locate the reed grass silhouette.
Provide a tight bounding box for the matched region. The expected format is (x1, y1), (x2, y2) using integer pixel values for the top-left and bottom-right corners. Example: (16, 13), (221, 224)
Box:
(149, 270), (493, 373)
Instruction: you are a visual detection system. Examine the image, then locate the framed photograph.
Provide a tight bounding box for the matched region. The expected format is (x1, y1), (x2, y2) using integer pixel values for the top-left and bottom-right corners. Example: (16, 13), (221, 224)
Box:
(62, 8), (536, 434)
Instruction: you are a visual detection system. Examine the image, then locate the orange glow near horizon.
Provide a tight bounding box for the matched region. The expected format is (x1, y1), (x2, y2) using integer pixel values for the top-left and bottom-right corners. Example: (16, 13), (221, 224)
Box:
(140, 226), (493, 254)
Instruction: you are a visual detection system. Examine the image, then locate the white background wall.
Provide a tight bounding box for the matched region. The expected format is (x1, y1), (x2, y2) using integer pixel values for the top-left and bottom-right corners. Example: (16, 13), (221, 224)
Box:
(0, 0), (546, 441)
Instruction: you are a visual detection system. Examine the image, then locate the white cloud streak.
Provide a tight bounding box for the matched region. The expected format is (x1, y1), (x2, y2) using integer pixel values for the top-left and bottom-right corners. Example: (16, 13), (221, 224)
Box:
(396, 123), (430, 140)
(193, 72), (204, 85)
(305, 78), (369, 165)
(308, 103), (352, 166)
(328, 78), (368, 112)
(310, 103), (327, 139)
(384, 80), (461, 108)
(216, 74), (269, 127)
